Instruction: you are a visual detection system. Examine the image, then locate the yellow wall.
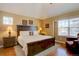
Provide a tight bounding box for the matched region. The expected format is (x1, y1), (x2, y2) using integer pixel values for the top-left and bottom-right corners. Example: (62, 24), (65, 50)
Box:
(39, 17), (55, 36)
(0, 11), (39, 45)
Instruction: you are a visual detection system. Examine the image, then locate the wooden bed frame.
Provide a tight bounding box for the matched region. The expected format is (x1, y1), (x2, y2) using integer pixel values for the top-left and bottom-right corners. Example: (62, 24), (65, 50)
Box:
(17, 25), (55, 56)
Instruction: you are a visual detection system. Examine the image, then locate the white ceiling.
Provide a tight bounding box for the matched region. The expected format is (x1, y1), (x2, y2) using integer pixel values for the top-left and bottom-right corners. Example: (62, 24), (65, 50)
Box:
(0, 3), (79, 18)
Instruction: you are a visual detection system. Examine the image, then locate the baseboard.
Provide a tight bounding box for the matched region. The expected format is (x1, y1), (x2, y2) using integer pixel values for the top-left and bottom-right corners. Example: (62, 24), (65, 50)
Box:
(0, 45), (3, 48)
(55, 40), (65, 44)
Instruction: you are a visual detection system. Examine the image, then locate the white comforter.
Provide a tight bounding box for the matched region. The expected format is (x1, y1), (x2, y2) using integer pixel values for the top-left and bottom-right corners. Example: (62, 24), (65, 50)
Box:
(18, 35), (53, 55)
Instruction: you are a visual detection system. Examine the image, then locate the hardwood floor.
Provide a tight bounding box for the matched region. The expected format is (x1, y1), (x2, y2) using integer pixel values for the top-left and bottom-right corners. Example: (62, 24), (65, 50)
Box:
(47, 43), (74, 56)
(0, 47), (16, 56)
(0, 43), (75, 56)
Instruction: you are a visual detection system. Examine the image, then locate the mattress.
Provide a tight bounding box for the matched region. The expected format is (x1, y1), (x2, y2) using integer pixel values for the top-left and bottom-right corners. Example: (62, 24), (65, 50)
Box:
(18, 35), (53, 44)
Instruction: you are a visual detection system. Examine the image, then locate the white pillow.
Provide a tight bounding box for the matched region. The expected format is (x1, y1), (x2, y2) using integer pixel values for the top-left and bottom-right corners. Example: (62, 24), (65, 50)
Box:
(33, 31), (39, 35)
(67, 41), (73, 45)
(20, 31), (29, 36)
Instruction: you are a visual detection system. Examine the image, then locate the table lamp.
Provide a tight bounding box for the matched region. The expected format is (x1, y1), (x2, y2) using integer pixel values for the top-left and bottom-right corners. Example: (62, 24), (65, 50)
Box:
(7, 26), (12, 37)
(38, 27), (42, 33)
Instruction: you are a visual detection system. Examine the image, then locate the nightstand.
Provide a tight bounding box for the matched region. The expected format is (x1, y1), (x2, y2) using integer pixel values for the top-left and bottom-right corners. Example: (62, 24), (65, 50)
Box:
(3, 36), (17, 48)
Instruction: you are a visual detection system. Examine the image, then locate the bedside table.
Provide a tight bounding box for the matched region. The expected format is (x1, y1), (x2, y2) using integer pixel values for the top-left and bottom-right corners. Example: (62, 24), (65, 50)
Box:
(3, 36), (17, 48)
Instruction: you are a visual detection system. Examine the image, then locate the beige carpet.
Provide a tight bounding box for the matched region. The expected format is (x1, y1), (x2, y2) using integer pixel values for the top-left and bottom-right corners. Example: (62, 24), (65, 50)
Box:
(14, 45), (25, 56)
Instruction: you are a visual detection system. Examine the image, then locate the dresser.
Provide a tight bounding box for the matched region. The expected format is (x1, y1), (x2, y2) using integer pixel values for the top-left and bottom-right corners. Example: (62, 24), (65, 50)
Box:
(3, 36), (17, 48)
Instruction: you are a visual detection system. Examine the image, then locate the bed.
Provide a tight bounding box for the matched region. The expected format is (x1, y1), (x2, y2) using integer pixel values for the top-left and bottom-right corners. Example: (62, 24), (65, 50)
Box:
(17, 25), (55, 56)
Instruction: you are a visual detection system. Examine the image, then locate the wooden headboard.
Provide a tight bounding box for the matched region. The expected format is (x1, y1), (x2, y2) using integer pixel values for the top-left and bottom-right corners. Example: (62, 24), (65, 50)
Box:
(17, 25), (38, 36)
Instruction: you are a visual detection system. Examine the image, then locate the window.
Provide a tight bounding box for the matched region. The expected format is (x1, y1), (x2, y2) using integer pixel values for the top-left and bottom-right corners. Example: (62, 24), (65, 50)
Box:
(69, 18), (79, 37)
(58, 20), (69, 36)
(58, 18), (79, 37)
(3, 16), (13, 25)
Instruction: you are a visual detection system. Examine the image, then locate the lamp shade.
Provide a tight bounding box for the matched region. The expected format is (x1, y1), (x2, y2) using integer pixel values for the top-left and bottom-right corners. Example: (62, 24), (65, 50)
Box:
(39, 27), (42, 31)
(7, 26), (13, 32)
(38, 27), (42, 33)
(7, 26), (13, 37)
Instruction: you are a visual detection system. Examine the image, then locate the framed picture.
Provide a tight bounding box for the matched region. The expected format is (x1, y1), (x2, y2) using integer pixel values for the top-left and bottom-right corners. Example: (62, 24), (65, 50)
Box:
(22, 20), (27, 25)
(29, 20), (33, 25)
(45, 24), (49, 28)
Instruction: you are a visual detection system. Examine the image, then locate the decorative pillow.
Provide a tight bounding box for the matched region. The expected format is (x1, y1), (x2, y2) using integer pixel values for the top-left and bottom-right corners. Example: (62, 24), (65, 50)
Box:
(29, 31), (34, 36)
(29, 31), (33, 36)
(33, 31), (39, 35)
(20, 31), (29, 36)
(67, 41), (74, 45)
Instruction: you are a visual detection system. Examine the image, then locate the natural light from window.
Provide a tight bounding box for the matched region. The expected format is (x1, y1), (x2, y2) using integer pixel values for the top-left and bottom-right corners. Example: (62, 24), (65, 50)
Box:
(58, 18), (79, 37)
(3, 16), (13, 25)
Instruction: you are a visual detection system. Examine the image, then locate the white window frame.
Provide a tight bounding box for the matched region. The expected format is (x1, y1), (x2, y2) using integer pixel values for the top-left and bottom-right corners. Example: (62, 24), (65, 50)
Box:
(58, 18), (79, 37)
(3, 16), (13, 25)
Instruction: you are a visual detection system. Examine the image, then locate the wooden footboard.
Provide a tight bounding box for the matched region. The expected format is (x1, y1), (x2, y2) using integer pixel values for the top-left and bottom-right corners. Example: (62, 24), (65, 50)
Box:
(27, 38), (55, 56)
